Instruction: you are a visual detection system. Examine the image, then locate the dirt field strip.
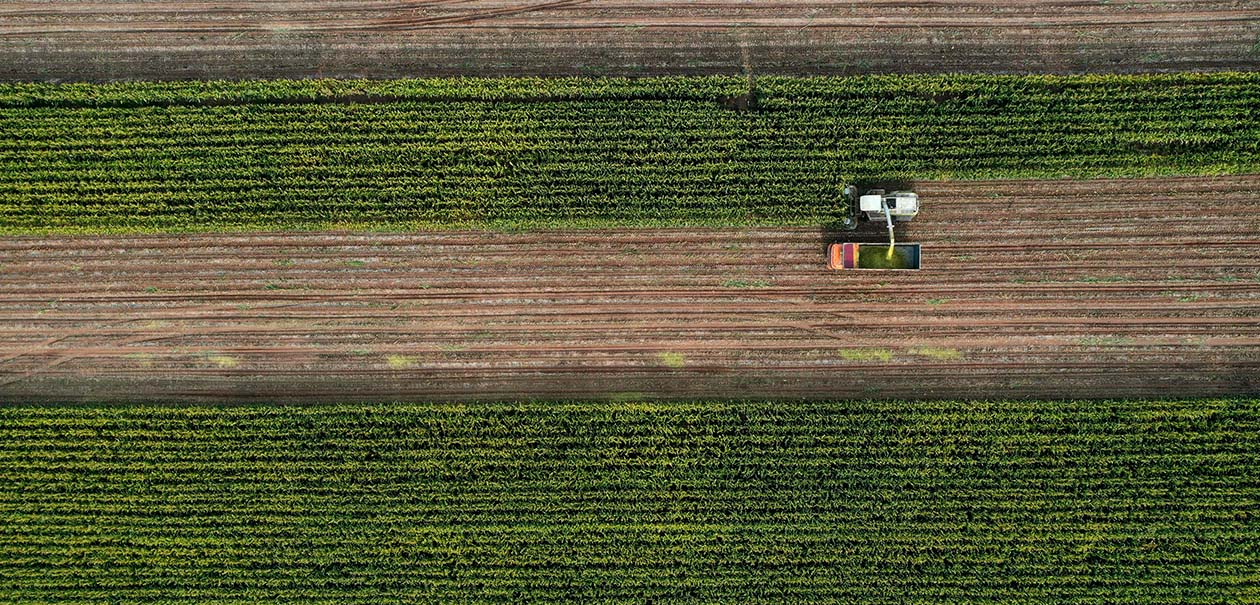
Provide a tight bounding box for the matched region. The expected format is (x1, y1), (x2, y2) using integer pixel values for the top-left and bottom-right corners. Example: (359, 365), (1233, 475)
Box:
(2, 0), (1257, 81)
(1, 175), (1258, 402)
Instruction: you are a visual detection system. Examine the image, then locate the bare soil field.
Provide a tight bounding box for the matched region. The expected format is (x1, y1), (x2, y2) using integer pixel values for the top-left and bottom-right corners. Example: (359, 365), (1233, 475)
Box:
(2, 175), (1257, 402)
(1, 1), (1256, 81)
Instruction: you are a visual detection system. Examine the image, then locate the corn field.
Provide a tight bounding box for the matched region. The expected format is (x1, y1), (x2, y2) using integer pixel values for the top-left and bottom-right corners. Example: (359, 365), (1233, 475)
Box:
(1, 73), (1256, 234)
(1, 399), (1256, 603)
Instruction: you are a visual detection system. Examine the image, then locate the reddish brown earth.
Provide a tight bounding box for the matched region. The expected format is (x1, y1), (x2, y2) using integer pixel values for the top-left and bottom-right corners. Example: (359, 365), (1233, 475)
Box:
(2, 175), (1257, 403)
(1, 1), (1256, 81)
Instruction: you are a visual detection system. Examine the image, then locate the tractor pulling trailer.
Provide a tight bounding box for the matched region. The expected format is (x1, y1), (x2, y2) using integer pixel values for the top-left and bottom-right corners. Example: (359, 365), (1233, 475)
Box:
(828, 186), (922, 271)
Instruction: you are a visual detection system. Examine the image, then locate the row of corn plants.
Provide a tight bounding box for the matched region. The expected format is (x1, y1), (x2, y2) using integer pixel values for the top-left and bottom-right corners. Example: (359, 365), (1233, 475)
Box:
(0, 399), (1256, 603)
(1, 73), (1256, 233)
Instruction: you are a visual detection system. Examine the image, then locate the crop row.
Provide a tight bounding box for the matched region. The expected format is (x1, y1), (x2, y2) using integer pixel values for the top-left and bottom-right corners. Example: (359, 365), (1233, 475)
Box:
(0, 399), (1256, 603)
(0, 74), (1257, 234)
(1, 73), (1254, 107)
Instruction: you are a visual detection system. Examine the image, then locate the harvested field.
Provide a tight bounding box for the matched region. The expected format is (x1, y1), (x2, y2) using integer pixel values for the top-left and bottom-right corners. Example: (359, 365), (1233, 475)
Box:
(2, 176), (1257, 402)
(1, 1), (1258, 82)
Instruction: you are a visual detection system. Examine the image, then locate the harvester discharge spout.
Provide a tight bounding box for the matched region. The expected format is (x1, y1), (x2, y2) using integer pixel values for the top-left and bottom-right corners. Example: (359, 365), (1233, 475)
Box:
(881, 198), (895, 257)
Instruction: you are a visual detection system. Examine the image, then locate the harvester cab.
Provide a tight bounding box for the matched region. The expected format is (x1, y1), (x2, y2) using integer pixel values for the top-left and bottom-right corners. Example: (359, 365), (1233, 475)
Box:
(828, 187), (922, 271)
(859, 190), (919, 222)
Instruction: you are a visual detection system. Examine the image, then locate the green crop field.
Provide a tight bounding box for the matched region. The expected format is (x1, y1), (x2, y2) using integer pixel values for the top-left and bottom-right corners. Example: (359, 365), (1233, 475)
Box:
(1, 73), (1257, 234)
(1, 399), (1256, 603)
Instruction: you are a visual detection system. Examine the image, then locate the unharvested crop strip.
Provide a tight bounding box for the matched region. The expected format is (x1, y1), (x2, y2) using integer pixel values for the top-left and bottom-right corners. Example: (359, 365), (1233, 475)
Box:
(1, 73), (1257, 235)
(0, 399), (1256, 602)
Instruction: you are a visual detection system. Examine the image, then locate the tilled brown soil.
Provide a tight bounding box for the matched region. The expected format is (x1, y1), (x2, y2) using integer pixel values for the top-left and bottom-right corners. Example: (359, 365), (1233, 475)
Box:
(1, 1), (1257, 81)
(2, 175), (1258, 402)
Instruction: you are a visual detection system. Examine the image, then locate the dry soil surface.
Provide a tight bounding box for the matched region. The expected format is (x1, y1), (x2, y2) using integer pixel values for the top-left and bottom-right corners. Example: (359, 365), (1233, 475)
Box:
(1, 0), (1257, 81)
(2, 175), (1257, 403)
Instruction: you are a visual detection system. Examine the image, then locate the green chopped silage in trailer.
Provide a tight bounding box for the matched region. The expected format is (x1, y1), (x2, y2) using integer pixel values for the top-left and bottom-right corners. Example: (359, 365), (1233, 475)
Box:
(1, 399), (1257, 603)
(0, 73), (1257, 234)
(855, 244), (921, 270)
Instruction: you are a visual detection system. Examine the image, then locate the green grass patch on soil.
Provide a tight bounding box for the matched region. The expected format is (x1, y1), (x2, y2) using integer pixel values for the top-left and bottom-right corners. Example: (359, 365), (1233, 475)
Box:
(1, 73), (1256, 234)
(385, 354), (418, 369)
(911, 346), (963, 361)
(839, 348), (894, 362)
(721, 278), (772, 288)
